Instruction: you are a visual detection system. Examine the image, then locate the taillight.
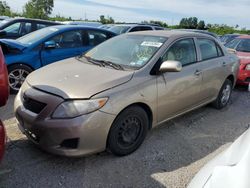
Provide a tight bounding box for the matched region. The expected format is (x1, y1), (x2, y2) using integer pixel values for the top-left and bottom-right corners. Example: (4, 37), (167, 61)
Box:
(0, 120), (6, 162)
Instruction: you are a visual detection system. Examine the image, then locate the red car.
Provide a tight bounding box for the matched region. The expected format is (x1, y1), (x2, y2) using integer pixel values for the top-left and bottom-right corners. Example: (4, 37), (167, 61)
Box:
(226, 35), (250, 85)
(0, 46), (9, 162)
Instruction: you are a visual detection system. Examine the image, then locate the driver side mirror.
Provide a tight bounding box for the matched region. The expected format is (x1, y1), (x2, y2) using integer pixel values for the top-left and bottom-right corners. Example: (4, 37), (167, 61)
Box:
(44, 40), (56, 49)
(159, 61), (182, 73)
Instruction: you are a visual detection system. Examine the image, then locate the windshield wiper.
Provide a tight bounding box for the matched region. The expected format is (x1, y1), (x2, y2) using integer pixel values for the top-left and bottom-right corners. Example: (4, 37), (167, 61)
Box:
(76, 56), (105, 67)
(77, 56), (124, 70)
(93, 59), (124, 70)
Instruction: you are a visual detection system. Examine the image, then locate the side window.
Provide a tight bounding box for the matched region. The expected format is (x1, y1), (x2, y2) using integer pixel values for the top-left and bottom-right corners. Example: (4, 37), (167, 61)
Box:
(130, 26), (153, 32)
(20, 22), (32, 36)
(155, 27), (164, 30)
(217, 45), (224, 57)
(3, 22), (21, 34)
(50, 30), (83, 49)
(162, 38), (197, 66)
(197, 39), (219, 60)
(87, 30), (108, 46)
(37, 23), (47, 30)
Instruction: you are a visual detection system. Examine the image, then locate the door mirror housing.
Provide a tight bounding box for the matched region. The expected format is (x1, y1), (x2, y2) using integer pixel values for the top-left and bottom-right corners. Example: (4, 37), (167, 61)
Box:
(227, 48), (237, 54)
(44, 40), (56, 49)
(159, 61), (182, 73)
(0, 30), (7, 37)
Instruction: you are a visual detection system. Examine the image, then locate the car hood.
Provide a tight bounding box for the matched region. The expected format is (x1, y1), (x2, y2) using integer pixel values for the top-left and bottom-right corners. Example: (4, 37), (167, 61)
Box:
(188, 128), (250, 188)
(237, 52), (250, 64)
(26, 58), (134, 99)
(0, 39), (27, 51)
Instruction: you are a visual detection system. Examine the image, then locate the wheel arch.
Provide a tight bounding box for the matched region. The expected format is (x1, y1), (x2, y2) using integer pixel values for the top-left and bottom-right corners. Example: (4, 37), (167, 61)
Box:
(7, 63), (35, 71)
(226, 74), (235, 86)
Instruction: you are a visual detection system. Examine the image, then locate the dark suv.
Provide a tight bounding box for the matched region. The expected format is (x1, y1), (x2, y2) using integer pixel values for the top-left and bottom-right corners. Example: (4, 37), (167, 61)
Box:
(0, 18), (61, 39)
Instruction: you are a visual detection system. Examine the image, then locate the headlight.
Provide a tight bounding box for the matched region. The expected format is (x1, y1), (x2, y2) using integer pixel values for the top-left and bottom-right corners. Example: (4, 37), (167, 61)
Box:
(52, 98), (108, 119)
(246, 64), (250, 70)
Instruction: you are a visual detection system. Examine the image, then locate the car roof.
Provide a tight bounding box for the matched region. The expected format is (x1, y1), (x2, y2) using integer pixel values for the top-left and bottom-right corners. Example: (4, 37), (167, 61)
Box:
(4, 18), (60, 24)
(46, 25), (117, 34)
(237, 35), (250, 39)
(127, 30), (216, 39)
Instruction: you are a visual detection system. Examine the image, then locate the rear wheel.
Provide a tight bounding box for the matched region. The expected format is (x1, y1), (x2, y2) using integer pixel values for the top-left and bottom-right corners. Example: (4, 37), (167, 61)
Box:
(8, 64), (33, 94)
(212, 79), (233, 109)
(107, 106), (149, 156)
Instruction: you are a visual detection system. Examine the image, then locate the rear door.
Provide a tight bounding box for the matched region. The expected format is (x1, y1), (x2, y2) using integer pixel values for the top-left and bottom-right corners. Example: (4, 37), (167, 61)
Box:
(157, 38), (203, 123)
(196, 38), (227, 101)
(41, 30), (88, 66)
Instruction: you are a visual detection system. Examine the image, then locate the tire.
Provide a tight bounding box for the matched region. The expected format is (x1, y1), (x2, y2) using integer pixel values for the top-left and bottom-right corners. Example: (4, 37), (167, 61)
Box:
(8, 64), (33, 94)
(212, 79), (233, 109)
(107, 106), (149, 156)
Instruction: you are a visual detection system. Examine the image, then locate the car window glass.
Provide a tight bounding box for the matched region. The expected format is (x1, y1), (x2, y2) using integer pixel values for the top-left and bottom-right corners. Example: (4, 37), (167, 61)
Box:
(236, 39), (250, 53)
(155, 27), (164, 30)
(87, 30), (107, 46)
(225, 39), (240, 49)
(198, 39), (218, 60)
(20, 22), (32, 36)
(130, 26), (152, 32)
(3, 22), (21, 34)
(50, 30), (83, 49)
(217, 45), (224, 56)
(162, 38), (197, 66)
(37, 23), (47, 30)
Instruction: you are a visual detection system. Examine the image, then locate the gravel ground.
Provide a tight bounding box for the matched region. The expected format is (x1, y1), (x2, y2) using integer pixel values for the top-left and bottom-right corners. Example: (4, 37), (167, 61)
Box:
(0, 87), (249, 188)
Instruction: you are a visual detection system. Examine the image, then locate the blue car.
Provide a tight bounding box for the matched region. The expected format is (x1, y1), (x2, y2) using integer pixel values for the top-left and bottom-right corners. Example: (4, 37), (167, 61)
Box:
(0, 25), (116, 92)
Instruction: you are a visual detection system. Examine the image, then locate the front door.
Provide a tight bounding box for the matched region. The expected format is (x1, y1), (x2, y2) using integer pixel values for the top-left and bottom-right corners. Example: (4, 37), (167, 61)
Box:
(157, 38), (203, 123)
(41, 30), (90, 66)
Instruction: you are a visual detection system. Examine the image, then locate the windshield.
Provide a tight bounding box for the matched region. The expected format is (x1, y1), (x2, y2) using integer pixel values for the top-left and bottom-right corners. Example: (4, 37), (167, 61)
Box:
(16, 27), (59, 45)
(225, 39), (241, 49)
(0, 19), (10, 27)
(109, 26), (131, 34)
(82, 34), (167, 69)
(236, 39), (250, 53)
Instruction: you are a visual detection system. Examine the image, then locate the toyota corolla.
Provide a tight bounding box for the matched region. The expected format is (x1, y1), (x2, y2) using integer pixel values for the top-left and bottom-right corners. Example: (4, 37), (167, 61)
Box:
(14, 31), (239, 157)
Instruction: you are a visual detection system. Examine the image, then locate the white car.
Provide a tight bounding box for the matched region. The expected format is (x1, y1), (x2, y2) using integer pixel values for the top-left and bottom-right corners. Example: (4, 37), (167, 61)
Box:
(188, 128), (250, 188)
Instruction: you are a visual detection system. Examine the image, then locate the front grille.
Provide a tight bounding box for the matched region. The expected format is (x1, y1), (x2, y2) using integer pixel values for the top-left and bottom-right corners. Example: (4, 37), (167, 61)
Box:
(245, 77), (250, 82)
(23, 94), (47, 114)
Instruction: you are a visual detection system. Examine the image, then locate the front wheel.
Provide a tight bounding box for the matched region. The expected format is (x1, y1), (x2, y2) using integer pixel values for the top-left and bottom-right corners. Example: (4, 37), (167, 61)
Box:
(8, 64), (33, 94)
(212, 79), (233, 109)
(107, 106), (149, 156)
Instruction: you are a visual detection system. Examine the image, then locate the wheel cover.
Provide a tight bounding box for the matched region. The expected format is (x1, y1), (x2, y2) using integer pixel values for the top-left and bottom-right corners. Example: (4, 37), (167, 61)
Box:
(9, 69), (29, 91)
(221, 84), (231, 106)
(117, 116), (142, 149)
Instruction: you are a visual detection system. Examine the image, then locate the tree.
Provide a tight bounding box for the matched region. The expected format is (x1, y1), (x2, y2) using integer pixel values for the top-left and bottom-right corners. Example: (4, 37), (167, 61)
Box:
(23, 0), (54, 19)
(179, 17), (198, 29)
(197, 20), (205, 30)
(99, 15), (114, 24)
(0, 1), (11, 16)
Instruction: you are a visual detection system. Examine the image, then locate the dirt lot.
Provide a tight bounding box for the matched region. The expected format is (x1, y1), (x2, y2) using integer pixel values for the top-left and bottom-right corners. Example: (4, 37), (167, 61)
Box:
(0, 87), (249, 188)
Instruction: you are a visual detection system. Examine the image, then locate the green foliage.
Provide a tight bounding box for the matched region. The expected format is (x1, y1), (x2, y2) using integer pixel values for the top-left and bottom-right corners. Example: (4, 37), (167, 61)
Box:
(141, 20), (168, 28)
(0, 1), (12, 16)
(197, 20), (205, 30)
(99, 15), (114, 24)
(180, 17), (199, 29)
(23, 0), (54, 19)
(207, 24), (250, 35)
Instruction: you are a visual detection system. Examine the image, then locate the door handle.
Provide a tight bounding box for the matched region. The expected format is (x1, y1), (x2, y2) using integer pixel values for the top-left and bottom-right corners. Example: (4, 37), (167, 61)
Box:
(194, 70), (202, 76)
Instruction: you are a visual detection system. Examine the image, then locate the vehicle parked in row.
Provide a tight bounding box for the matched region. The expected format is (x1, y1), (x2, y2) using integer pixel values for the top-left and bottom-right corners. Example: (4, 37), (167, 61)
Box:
(0, 46), (9, 162)
(0, 18), (61, 39)
(188, 128), (250, 188)
(14, 31), (239, 157)
(220, 34), (242, 45)
(1, 25), (116, 93)
(225, 35), (250, 85)
(107, 23), (165, 35)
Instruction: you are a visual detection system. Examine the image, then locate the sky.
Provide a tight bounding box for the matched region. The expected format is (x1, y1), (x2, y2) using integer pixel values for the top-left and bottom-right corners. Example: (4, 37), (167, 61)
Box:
(4, 0), (250, 29)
